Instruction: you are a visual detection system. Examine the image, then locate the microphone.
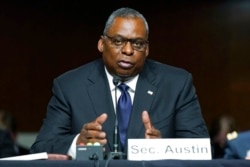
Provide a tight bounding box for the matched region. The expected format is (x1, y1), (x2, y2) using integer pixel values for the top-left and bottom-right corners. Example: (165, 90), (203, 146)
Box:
(113, 76), (120, 87)
(107, 76), (126, 159)
(112, 76), (120, 153)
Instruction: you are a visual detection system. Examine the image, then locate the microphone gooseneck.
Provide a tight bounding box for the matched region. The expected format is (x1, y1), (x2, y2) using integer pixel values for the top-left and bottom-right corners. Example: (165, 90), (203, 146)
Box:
(112, 76), (120, 153)
(107, 76), (126, 160)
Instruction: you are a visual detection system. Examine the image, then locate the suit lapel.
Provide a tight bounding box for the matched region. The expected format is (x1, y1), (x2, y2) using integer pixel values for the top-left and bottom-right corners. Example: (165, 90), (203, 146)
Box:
(127, 64), (157, 139)
(87, 61), (116, 151)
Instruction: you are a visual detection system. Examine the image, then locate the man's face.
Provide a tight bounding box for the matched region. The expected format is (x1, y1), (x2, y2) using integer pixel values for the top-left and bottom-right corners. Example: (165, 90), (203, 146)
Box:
(98, 17), (149, 80)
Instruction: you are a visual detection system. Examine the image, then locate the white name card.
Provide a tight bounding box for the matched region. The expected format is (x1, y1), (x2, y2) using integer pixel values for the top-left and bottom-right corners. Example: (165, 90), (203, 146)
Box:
(127, 138), (212, 160)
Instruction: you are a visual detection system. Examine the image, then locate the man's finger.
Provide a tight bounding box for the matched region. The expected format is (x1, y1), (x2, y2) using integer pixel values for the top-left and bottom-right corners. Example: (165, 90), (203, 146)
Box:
(142, 111), (152, 130)
(95, 113), (108, 125)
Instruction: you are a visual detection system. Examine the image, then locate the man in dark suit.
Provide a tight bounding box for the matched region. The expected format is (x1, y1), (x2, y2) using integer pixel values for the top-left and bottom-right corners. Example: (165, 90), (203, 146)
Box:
(30, 7), (209, 159)
(0, 129), (16, 158)
(0, 110), (30, 156)
(224, 131), (250, 159)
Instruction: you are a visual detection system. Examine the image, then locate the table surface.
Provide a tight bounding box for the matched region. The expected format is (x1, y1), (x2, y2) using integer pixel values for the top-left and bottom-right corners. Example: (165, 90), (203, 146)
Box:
(1, 159), (250, 167)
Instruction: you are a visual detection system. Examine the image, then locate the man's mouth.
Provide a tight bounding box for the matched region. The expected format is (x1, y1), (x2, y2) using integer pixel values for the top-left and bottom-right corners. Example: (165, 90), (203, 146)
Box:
(118, 60), (133, 69)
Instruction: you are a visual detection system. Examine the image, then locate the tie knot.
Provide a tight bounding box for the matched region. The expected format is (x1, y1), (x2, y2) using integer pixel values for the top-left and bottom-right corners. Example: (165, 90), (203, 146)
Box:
(118, 83), (129, 92)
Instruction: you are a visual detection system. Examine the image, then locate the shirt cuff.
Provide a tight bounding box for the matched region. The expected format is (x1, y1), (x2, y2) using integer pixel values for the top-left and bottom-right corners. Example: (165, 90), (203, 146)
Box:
(67, 134), (79, 160)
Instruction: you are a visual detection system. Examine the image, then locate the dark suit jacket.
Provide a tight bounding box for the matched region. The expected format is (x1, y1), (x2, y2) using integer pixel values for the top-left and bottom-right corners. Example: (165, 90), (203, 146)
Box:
(15, 144), (30, 155)
(30, 58), (209, 155)
(0, 129), (16, 158)
(224, 131), (250, 159)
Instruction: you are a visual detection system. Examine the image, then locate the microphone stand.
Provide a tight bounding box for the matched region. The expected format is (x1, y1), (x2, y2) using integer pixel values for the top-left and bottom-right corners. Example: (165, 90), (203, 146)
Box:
(107, 76), (126, 160)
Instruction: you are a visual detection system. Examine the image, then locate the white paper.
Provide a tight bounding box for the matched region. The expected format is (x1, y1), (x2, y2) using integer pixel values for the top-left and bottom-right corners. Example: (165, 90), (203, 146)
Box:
(0, 152), (48, 160)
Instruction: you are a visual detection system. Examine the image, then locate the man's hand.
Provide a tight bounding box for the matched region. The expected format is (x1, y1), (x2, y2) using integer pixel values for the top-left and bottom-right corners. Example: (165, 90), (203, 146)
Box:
(142, 111), (161, 138)
(76, 113), (108, 145)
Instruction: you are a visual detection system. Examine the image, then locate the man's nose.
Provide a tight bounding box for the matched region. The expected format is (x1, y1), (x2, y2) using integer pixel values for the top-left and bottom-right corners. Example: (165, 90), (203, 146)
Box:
(121, 41), (134, 55)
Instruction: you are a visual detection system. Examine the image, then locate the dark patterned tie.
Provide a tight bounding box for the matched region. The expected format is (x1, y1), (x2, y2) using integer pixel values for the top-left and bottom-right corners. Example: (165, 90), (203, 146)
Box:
(117, 83), (132, 148)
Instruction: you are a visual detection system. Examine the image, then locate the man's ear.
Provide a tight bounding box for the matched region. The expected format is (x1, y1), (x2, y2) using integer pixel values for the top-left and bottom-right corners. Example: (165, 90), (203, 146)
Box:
(97, 38), (104, 52)
(145, 45), (149, 57)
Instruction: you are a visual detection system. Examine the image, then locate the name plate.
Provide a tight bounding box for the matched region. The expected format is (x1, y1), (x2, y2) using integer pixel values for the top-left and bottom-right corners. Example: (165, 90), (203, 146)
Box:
(127, 138), (211, 160)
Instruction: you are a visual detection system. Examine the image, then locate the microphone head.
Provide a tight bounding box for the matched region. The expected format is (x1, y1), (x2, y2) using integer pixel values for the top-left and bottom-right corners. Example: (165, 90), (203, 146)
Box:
(112, 76), (120, 86)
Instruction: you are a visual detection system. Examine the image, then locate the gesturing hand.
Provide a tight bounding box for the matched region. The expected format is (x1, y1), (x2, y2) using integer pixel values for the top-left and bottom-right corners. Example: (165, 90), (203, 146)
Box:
(76, 113), (108, 145)
(142, 111), (162, 139)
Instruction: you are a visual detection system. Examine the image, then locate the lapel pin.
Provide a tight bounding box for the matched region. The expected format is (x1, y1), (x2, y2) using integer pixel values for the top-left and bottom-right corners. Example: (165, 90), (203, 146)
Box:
(147, 90), (153, 95)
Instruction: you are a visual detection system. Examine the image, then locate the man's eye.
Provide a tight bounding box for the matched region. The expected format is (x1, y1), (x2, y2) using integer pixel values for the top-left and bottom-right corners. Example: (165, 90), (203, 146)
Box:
(133, 40), (144, 47)
(112, 38), (124, 45)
